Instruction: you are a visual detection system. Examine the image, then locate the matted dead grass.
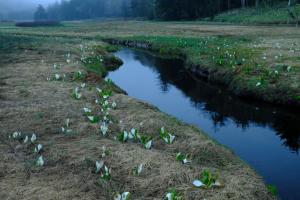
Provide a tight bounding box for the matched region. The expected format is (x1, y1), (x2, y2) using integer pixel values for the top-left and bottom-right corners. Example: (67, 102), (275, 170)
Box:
(0, 35), (274, 199)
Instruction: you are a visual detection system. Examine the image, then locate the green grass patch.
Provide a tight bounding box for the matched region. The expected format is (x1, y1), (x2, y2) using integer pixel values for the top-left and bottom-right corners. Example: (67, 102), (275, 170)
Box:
(81, 45), (123, 77)
(108, 35), (299, 105)
(212, 4), (300, 24)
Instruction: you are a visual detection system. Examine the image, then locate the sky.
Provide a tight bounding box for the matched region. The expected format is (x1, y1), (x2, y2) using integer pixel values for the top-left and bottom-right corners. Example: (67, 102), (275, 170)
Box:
(0, 0), (57, 14)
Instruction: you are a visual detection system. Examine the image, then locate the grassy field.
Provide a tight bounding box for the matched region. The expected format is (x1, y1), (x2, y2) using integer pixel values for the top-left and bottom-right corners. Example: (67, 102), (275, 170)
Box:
(0, 22), (277, 199)
(1, 20), (299, 106)
(211, 4), (300, 25)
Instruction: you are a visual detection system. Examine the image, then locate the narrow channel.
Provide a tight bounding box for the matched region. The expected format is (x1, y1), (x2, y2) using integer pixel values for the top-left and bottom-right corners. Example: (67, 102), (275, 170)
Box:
(108, 48), (300, 200)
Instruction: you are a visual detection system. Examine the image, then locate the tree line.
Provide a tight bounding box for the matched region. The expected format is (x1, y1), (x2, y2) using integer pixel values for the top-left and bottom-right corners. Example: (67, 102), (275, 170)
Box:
(34, 0), (299, 21)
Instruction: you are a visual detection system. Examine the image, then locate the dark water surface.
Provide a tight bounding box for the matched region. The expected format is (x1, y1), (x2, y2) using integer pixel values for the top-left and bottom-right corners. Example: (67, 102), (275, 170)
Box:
(109, 48), (300, 200)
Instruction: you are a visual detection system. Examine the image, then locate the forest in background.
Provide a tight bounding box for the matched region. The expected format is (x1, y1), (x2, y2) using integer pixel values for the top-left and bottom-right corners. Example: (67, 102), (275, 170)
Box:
(42, 0), (299, 21)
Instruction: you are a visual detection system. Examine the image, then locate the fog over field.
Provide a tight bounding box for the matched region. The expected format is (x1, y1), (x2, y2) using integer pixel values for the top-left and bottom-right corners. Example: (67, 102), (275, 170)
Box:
(0, 0), (55, 19)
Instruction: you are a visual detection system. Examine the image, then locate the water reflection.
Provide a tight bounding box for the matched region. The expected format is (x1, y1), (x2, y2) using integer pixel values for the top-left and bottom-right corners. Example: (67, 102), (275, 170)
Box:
(131, 49), (300, 152)
(109, 48), (300, 199)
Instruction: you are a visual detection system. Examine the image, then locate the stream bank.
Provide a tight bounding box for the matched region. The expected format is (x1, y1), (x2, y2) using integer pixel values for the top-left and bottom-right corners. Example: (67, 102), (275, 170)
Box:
(109, 48), (300, 199)
(104, 38), (300, 109)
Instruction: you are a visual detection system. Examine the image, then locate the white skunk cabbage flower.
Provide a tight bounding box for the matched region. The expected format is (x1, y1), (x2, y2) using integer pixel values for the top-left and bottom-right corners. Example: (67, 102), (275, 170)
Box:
(73, 87), (82, 99)
(88, 116), (95, 122)
(118, 131), (129, 142)
(193, 180), (204, 188)
(81, 83), (86, 88)
(112, 101), (117, 109)
(36, 156), (44, 167)
(129, 128), (140, 140)
(76, 93), (82, 99)
(145, 140), (152, 150)
(114, 192), (131, 200)
(35, 144), (43, 153)
(83, 107), (92, 113)
(162, 134), (175, 144)
(160, 127), (175, 144)
(123, 131), (129, 140)
(55, 74), (61, 80)
(96, 88), (102, 94)
(134, 164), (144, 175)
(165, 190), (182, 200)
(176, 153), (191, 164)
(95, 160), (104, 174)
(12, 131), (21, 139)
(31, 133), (37, 143)
(165, 193), (173, 200)
(256, 82), (261, 87)
(62, 127), (72, 134)
(65, 118), (70, 128)
(23, 135), (29, 143)
(101, 146), (107, 158)
(121, 192), (131, 200)
(103, 100), (109, 106)
(183, 158), (192, 164)
(100, 123), (109, 136)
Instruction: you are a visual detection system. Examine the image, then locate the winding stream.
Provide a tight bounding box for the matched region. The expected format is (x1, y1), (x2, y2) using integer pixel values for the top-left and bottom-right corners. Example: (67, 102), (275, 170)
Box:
(108, 48), (300, 200)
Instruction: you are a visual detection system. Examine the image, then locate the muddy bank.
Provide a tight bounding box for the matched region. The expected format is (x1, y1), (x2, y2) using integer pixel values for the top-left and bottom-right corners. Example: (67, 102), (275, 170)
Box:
(104, 38), (300, 109)
(0, 35), (274, 199)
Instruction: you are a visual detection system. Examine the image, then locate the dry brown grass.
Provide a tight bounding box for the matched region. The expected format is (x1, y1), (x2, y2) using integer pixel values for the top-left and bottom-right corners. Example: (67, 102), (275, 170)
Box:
(0, 35), (274, 199)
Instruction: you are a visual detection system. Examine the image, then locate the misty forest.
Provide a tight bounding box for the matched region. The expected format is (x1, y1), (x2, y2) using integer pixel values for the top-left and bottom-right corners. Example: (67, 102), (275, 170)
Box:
(0, 0), (300, 200)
